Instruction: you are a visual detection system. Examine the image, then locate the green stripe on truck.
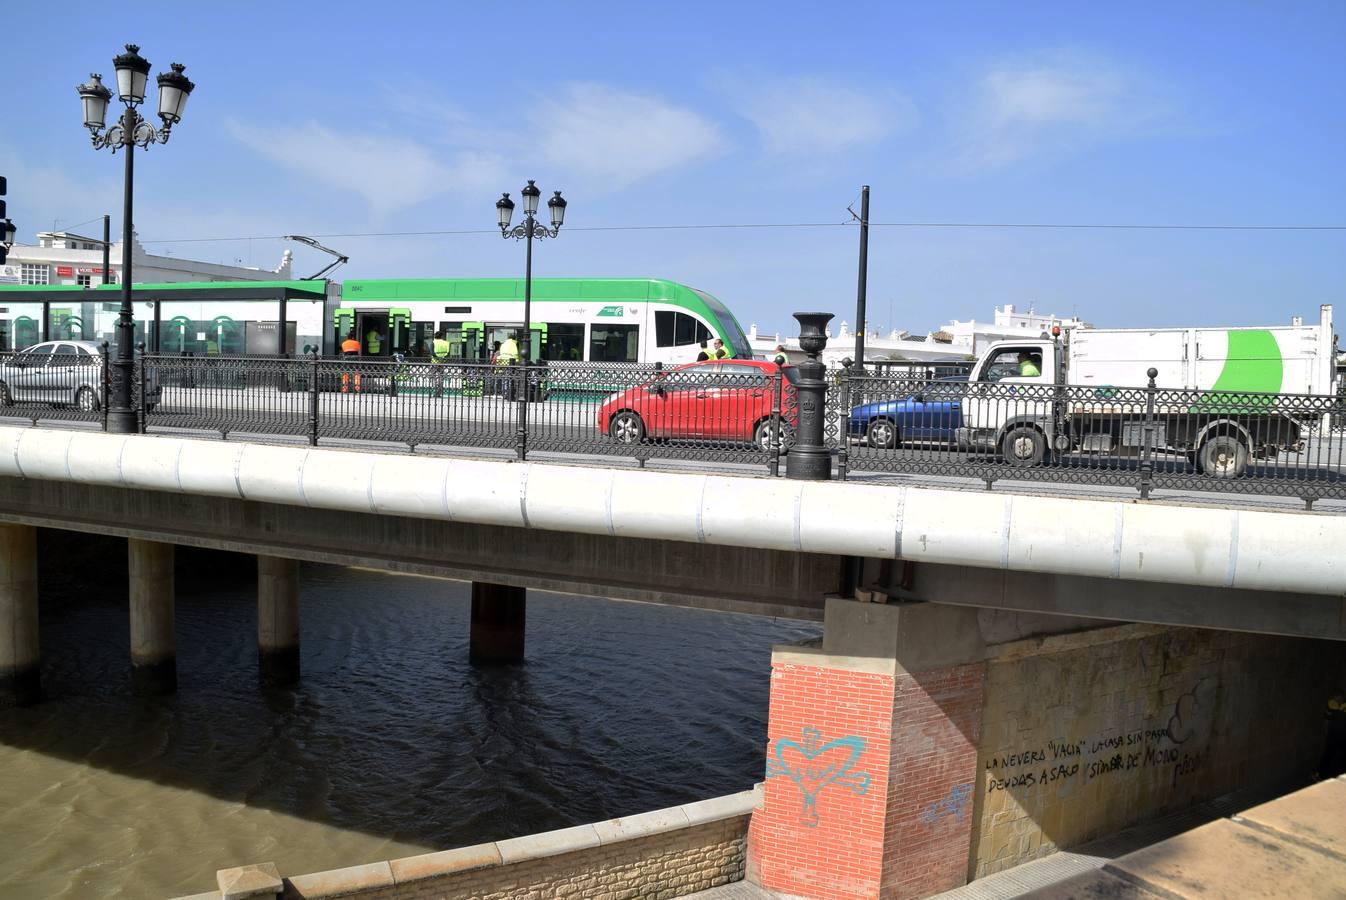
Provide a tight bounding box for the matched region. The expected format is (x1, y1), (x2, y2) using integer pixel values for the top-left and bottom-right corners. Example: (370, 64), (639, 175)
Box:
(1191, 329), (1283, 414)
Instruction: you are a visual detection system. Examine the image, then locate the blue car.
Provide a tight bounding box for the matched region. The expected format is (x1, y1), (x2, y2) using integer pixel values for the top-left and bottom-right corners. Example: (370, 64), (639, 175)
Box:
(848, 376), (967, 449)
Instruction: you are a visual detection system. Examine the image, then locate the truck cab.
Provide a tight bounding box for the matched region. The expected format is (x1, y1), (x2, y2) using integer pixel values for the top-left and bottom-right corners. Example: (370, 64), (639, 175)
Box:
(957, 338), (1062, 464)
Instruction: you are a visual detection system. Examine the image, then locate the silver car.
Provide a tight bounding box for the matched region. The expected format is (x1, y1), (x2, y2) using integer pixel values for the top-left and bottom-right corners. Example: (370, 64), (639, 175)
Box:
(0, 340), (106, 411)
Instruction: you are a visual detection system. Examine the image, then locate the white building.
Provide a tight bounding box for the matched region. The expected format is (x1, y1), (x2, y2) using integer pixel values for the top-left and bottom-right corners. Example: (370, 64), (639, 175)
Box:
(748, 303), (1089, 367)
(941, 304), (1089, 356)
(0, 229), (291, 287)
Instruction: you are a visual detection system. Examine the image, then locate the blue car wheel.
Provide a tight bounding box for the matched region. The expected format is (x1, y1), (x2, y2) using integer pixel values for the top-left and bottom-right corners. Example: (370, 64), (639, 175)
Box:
(867, 418), (898, 449)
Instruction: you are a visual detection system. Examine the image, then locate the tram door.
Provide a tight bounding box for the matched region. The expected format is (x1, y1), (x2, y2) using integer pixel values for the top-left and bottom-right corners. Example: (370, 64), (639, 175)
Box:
(356, 311), (389, 357)
(460, 322), (484, 360)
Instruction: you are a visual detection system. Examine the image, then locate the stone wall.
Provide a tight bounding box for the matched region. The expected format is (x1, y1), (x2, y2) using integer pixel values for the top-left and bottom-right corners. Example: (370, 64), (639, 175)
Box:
(175, 790), (754, 900)
(968, 623), (1342, 879)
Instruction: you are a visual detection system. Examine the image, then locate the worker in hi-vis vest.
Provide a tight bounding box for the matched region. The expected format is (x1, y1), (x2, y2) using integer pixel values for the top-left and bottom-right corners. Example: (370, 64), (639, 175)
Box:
(495, 333), (520, 399)
(341, 331), (362, 393)
(431, 329), (451, 397)
(365, 327), (383, 356)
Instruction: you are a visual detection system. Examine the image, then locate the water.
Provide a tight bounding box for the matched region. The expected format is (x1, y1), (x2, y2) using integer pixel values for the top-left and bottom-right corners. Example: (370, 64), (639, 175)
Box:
(0, 543), (819, 899)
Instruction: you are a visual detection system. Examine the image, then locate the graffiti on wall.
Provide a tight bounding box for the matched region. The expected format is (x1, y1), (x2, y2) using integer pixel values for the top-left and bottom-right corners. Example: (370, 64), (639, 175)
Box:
(920, 783), (974, 826)
(983, 676), (1220, 794)
(766, 728), (871, 826)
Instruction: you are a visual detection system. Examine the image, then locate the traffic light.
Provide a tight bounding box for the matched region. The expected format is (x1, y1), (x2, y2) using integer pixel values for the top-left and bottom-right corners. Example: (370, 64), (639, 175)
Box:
(0, 174), (11, 265)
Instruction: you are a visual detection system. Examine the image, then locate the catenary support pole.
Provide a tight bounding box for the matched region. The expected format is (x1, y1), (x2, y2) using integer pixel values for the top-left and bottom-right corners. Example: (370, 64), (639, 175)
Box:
(853, 184), (870, 370)
(257, 556), (300, 686)
(470, 581), (525, 664)
(0, 524), (40, 707)
(102, 214), (111, 288)
(128, 538), (175, 694)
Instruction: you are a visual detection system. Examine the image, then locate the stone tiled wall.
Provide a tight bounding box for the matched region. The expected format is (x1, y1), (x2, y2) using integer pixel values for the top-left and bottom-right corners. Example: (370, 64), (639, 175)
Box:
(967, 624), (1341, 879)
(356, 819), (746, 900)
(176, 791), (754, 900)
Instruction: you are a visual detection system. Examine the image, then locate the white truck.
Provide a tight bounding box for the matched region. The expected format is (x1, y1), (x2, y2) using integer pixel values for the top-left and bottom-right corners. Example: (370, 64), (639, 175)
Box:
(955, 305), (1338, 478)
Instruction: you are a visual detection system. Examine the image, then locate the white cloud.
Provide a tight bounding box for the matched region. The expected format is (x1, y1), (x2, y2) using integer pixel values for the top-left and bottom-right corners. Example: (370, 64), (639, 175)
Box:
(716, 75), (915, 154)
(535, 83), (724, 187)
(226, 120), (507, 217)
(0, 147), (122, 238)
(952, 51), (1178, 170)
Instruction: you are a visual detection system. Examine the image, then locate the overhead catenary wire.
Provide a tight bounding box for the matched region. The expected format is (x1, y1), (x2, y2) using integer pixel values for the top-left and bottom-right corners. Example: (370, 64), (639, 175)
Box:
(140, 220), (1346, 244)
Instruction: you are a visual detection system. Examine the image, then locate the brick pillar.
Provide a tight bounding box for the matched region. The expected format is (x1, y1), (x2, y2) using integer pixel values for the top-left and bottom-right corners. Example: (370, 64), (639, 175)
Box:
(748, 599), (986, 899)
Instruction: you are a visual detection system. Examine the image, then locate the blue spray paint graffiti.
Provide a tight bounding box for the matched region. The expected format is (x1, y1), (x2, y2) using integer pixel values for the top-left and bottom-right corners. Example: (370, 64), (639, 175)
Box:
(919, 782), (974, 826)
(765, 727), (871, 826)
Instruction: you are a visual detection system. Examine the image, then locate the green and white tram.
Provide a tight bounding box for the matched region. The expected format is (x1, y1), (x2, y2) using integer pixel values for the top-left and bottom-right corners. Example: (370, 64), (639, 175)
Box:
(333, 277), (753, 365)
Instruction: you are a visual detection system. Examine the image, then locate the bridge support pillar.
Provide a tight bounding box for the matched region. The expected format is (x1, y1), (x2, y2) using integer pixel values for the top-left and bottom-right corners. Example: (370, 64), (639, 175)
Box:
(258, 556), (300, 686)
(0, 524), (40, 707)
(128, 538), (176, 695)
(749, 599), (986, 900)
(470, 582), (525, 664)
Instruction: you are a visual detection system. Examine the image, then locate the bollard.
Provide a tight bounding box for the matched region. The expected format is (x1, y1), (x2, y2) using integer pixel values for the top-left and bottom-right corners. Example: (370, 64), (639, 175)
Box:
(99, 341), (110, 432)
(308, 349), (320, 447)
(135, 342), (147, 434)
(785, 312), (833, 481)
(1139, 367), (1158, 500)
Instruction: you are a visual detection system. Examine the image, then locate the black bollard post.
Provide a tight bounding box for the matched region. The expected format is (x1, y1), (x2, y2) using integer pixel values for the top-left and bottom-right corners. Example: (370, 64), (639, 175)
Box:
(786, 312), (834, 481)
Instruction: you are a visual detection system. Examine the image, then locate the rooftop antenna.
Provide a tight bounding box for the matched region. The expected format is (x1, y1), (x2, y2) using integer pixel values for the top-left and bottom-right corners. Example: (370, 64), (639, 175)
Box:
(282, 234), (349, 280)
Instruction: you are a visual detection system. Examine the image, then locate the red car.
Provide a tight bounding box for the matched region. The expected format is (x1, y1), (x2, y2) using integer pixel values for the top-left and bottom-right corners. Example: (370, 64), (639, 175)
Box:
(598, 359), (798, 451)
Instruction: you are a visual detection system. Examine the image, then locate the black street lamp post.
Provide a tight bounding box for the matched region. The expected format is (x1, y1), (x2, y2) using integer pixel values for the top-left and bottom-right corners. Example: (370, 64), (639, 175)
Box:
(785, 312), (834, 481)
(77, 45), (195, 434)
(497, 180), (566, 460)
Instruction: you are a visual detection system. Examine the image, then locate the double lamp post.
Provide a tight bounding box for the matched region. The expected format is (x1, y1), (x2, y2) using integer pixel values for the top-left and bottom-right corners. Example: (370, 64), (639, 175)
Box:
(77, 44), (195, 433)
(496, 180), (566, 459)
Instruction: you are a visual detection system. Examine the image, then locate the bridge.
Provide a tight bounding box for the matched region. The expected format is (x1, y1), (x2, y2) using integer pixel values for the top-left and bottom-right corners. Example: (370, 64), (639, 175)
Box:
(2, 418), (1343, 898)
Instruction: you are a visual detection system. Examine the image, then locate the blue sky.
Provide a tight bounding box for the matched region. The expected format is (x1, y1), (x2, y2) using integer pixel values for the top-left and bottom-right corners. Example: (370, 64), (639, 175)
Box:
(3, 1), (1343, 334)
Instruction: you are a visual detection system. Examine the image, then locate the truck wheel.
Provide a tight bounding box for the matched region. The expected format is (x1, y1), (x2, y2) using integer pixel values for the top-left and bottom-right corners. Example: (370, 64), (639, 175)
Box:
(1001, 426), (1045, 467)
(1197, 435), (1248, 479)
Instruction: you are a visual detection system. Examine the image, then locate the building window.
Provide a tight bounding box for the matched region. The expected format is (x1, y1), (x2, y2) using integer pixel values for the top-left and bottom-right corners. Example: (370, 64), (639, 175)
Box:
(20, 264), (50, 285)
(77, 274), (92, 287)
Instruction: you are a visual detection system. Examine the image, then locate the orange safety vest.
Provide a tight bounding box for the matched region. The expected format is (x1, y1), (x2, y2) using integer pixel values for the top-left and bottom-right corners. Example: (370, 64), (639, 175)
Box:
(341, 338), (361, 355)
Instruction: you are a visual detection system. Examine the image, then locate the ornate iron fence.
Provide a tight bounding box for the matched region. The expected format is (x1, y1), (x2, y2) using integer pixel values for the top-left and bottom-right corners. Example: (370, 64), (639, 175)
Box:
(2, 351), (1342, 504)
(834, 370), (1346, 502)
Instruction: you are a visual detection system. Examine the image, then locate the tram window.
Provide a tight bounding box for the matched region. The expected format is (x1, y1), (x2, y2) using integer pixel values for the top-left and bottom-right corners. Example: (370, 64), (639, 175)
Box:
(655, 310), (711, 348)
(656, 311), (675, 347)
(545, 323), (584, 361)
(590, 324), (639, 362)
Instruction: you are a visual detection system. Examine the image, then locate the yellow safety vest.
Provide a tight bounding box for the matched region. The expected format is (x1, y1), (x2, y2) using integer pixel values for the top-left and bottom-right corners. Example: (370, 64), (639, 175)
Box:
(366, 330), (382, 354)
(497, 338), (520, 364)
(432, 338), (451, 362)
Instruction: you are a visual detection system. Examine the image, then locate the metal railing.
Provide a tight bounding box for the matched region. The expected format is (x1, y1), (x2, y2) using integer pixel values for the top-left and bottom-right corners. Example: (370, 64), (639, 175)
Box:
(1, 350), (1342, 505)
(139, 353), (794, 465)
(838, 371), (1346, 503)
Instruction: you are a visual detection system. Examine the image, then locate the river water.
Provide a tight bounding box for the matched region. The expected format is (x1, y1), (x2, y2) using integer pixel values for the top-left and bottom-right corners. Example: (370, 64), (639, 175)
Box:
(0, 542), (819, 899)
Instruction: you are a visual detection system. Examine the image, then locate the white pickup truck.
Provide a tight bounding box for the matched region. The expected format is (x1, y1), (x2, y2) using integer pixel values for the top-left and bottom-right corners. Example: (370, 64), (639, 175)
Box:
(954, 305), (1338, 478)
